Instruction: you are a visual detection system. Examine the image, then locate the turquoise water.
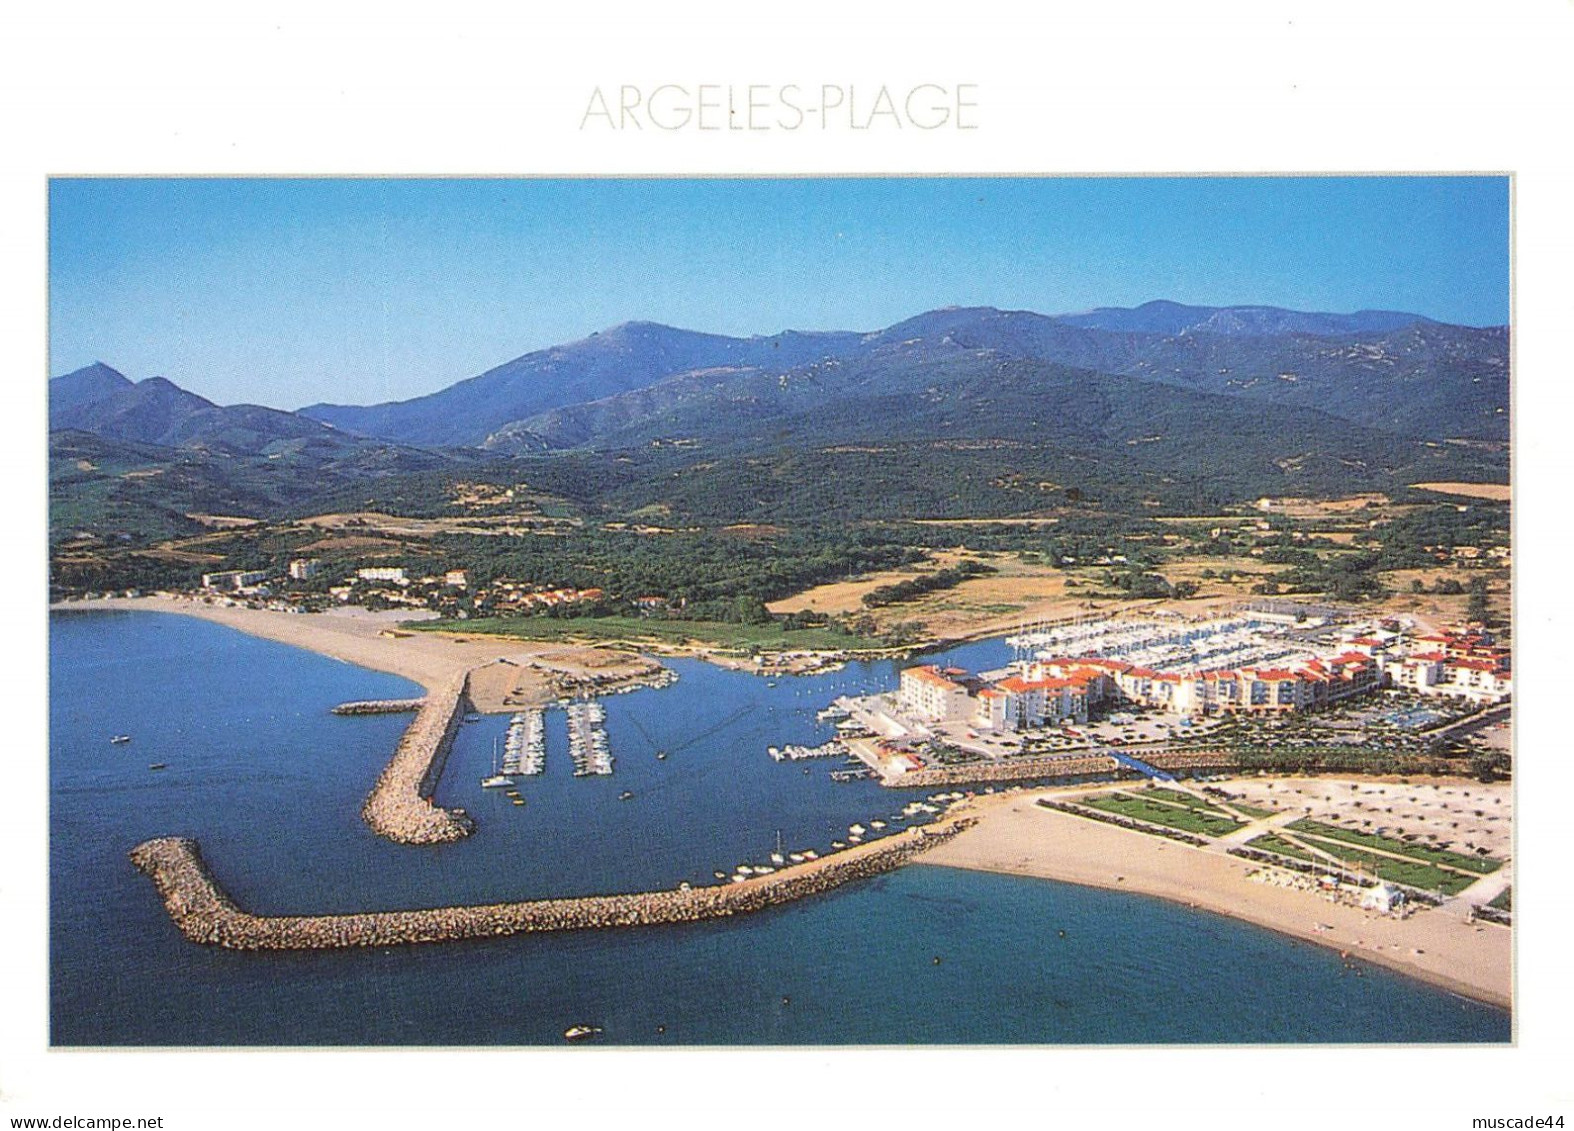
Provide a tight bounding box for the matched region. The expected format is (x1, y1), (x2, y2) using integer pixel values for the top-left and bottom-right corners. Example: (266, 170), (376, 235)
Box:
(48, 611), (1510, 1045)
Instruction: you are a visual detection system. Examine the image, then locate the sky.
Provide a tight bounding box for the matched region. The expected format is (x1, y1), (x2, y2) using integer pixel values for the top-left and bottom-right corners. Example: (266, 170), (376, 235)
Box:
(48, 176), (1510, 411)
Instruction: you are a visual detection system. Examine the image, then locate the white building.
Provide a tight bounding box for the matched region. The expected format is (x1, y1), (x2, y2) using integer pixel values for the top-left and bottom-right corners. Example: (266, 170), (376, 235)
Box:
(898, 665), (973, 723)
(357, 567), (408, 585)
(1362, 883), (1406, 913)
(202, 569), (268, 590)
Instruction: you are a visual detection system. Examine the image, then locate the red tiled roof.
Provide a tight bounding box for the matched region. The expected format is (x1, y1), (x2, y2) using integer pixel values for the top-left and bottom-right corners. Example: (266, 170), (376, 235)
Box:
(1452, 657), (1506, 673)
(1075, 657), (1133, 673)
(903, 665), (964, 690)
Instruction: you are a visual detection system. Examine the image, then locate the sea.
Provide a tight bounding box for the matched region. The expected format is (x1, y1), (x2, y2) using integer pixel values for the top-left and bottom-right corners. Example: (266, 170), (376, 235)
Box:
(48, 610), (1510, 1045)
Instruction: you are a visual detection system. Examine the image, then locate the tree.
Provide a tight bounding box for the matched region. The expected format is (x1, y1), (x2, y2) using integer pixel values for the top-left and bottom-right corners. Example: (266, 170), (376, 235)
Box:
(1467, 578), (1491, 624)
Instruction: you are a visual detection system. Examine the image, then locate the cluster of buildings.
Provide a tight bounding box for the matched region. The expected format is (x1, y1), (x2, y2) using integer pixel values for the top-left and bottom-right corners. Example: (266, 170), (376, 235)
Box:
(897, 611), (1511, 735)
(199, 569), (269, 591)
(1365, 627), (1512, 701)
(481, 580), (605, 613)
(194, 556), (619, 619)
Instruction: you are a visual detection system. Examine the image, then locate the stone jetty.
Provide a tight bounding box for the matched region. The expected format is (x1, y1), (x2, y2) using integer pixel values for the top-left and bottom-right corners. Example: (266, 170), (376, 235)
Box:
(893, 752), (1120, 789)
(331, 698), (426, 715)
(359, 671), (475, 844)
(128, 815), (975, 951)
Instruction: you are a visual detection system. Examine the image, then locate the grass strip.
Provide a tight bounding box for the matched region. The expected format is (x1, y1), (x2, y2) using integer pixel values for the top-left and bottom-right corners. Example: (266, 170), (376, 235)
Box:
(1286, 818), (1501, 875)
(1082, 793), (1244, 837)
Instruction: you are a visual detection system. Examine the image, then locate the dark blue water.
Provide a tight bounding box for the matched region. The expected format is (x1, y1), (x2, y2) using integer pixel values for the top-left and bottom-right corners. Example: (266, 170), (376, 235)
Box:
(49, 611), (1509, 1045)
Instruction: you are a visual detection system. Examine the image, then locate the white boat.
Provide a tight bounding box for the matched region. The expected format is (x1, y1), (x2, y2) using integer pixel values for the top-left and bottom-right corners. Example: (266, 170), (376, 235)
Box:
(110, 734), (131, 745)
(481, 737), (514, 788)
(849, 824), (866, 837)
(563, 1024), (603, 1041)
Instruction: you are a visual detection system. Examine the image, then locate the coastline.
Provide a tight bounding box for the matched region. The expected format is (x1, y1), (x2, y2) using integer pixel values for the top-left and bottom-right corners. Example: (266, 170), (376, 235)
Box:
(50, 596), (660, 709)
(921, 790), (1511, 1010)
(57, 597), (1510, 1010)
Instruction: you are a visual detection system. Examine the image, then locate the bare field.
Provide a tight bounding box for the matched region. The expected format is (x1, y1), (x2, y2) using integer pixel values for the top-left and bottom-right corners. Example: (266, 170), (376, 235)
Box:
(1258, 493), (1393, 518)
(1410, 482), (1512, 502)
(910, 517), (1062, 527)
(185, 513), (262, 529)
(765, 550), (969, 615)
(295, 511), (575, 538)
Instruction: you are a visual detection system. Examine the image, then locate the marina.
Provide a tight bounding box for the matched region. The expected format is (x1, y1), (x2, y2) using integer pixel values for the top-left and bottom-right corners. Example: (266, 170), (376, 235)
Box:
(502, 708), (547, 775)
(50, 611), (1511, 1045)
(767, 739), (846, 762)
(566, 699), (613, 776)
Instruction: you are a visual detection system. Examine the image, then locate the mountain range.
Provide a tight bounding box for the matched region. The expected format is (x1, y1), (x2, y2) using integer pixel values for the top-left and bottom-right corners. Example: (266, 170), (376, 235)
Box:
(295, 301), (1508, 451)
(49, 301), (1510, 538)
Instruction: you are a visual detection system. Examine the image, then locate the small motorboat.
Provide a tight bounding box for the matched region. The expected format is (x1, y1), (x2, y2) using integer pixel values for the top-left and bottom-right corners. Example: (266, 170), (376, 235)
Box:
(110, 735), (131, 745)
(563, 1024), (603, 1041)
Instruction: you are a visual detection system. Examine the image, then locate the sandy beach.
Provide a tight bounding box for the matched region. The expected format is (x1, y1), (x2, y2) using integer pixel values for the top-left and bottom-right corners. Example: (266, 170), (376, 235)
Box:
(923, 789), (1511, 1010)
(51, 595), (660, 710)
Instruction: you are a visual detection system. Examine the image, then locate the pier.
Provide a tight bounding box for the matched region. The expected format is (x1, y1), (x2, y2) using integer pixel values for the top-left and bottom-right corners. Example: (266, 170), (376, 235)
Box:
(502, 708), (546, 775)
(128, 815), (975, 951)
(359, 671), (475, 844)
(566, 699), (613, 776)
(331, 698), (426, 715)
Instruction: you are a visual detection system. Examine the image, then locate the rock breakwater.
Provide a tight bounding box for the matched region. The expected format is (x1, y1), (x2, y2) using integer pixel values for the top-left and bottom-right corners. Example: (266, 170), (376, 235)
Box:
(332, 698), (426, 715)
(359, 672), (474, 844)
(128, 816), (975, 951)
(893, 753), (1120, 789)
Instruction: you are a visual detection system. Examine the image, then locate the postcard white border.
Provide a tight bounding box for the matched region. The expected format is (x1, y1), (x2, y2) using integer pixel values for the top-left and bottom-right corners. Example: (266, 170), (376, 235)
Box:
(5, 3), (1572, 1128)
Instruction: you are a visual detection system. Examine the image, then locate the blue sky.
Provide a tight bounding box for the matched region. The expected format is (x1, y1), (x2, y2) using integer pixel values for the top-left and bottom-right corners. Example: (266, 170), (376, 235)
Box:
(49, 176), (1510, 411)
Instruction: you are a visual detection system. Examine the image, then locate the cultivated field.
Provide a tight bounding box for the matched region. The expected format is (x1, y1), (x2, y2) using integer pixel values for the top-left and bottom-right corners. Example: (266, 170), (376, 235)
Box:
(1410, 482), (1512, 501)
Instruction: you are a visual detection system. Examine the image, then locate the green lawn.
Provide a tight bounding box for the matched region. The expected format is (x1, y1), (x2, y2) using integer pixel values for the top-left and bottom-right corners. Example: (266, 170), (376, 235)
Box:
(1290, 836), (1480, 896)
(1249, 832), (1478, 895)
(1247, 833), (1319, 863)
(412, 615), (866, 653)
(1488, 886), (1512, 912)
(1137, 786), (1228, 814)
(1136, 787), (1274, 820)
(1286, 819), (1502, 875)
(1082, 793), (1245, 837)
